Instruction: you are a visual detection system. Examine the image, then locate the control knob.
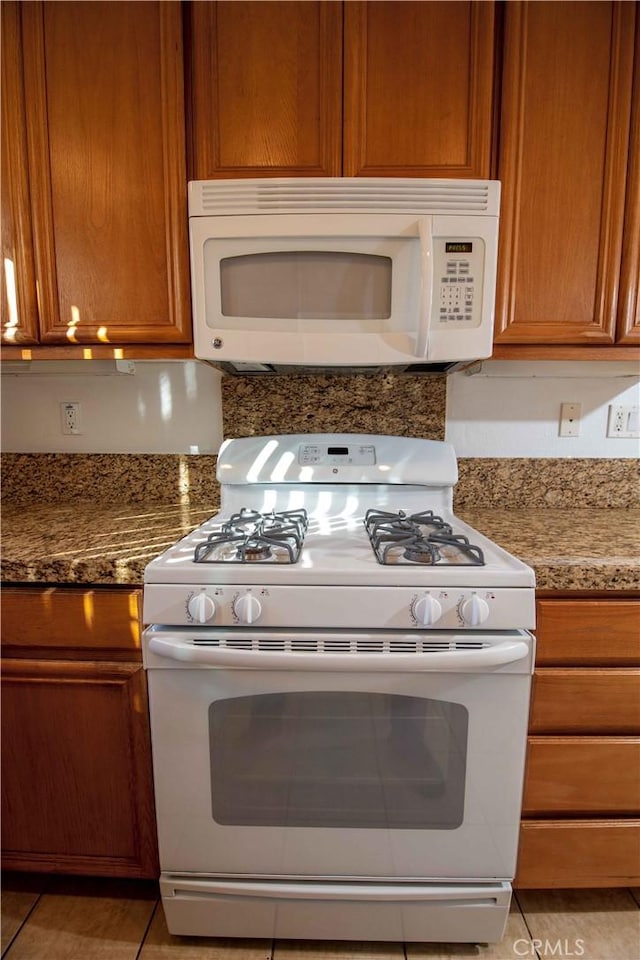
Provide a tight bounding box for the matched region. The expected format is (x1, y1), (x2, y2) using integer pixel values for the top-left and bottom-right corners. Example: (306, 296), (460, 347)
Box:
(187, 592), (216, 624)
(234, 593), (263, 625)
(413, 594), (443, 626)
(459, 594), (490, 626)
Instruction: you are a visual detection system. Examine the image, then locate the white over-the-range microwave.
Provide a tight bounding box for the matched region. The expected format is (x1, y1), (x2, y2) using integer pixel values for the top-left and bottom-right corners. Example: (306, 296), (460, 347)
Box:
(188, 178), (500, 371)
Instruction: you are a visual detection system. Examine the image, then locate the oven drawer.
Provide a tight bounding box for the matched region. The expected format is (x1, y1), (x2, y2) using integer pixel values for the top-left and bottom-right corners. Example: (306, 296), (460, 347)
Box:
(516, 820), (640, 888)
(529, 668), (640, 734)
(159, 876), (512, 942)
(522, 736), (640, 815)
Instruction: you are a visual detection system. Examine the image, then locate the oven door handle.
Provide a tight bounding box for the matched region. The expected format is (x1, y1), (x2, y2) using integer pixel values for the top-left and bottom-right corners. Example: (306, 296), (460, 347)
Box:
(147, 634), (530, 672)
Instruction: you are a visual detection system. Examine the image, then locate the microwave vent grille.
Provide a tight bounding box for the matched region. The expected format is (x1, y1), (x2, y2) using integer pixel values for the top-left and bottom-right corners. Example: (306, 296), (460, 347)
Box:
(191, 178), (500, 217)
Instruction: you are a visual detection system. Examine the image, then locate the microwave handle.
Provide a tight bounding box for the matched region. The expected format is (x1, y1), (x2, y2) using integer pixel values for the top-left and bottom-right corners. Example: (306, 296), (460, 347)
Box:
(147, 634), (530, 672)
(415, 216), (434, 358)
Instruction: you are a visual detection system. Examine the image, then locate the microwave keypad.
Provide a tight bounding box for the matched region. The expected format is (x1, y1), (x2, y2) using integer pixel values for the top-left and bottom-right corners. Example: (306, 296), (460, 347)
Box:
(435, 239), (484, 328)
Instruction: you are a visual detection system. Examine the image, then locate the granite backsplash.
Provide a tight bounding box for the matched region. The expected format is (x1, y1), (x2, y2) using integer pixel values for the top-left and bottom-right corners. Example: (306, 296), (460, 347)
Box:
(3, 451), (638, 510)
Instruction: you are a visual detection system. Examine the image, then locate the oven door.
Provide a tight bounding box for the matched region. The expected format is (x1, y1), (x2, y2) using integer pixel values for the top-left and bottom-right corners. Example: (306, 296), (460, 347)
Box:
(143, 627), (533, 882)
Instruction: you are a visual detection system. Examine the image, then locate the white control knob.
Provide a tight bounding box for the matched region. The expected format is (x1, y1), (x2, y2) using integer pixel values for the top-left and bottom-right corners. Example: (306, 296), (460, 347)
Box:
(460, 594), (490, 626)
(187, 592), (216, 624)
(413, 595), (443, 626)
(234, 593), (263, 625)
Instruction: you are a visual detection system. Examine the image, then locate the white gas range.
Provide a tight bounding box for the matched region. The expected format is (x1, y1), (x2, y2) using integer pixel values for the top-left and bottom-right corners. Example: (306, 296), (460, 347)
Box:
(142, 434), (536, 944)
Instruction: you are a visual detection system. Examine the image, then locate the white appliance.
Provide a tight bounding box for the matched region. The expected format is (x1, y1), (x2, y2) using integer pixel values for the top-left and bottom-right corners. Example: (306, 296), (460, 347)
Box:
(142, 434), (535, 944)
(188, 179), (500, 371)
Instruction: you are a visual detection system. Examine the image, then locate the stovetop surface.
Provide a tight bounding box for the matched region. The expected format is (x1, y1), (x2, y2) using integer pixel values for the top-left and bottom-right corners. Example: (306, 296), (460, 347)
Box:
(145, 499), (535, 588)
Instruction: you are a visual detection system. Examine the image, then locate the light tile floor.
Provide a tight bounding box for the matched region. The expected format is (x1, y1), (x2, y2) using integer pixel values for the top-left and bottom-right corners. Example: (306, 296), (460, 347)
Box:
(1, 875), (638, 960)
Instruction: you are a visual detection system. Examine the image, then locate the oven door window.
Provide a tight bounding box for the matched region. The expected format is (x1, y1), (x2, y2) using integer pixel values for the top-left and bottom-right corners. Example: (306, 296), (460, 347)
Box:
(209, 692), (468, 829)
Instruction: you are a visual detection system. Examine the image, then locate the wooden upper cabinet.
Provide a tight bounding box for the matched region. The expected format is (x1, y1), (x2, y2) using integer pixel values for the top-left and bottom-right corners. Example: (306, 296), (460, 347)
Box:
(343, 1), (495, 178)
(190, 1), (343, 178)
(495, 1), (636, 346)
(1, 3), (39, 345)
(190, 1), (495, 180)
(617, 12), (640, 344)
(18, 0), (191, 345)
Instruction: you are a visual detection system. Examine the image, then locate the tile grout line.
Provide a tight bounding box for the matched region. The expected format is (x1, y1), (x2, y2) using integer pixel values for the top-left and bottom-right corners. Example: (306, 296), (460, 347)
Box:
(513, 891), (543, 960)
(2, 891), (43, 959)
(134, 896), (161, 960)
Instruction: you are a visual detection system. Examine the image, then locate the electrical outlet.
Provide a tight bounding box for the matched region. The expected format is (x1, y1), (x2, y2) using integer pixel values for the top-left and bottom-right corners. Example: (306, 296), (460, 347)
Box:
(559, 402), (581, 437)
(60, 401), (82, 435)
(607, 404), (640, 438)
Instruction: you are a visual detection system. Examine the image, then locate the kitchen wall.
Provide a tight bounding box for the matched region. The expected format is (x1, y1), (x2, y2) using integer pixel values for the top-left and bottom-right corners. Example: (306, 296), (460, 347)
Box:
(0, 360), (223, 454)
(1, 358), (638, 457)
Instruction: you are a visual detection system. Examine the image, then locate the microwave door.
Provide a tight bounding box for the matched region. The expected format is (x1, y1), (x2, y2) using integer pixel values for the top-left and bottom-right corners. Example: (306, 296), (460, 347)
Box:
(415, 217), (434, 359)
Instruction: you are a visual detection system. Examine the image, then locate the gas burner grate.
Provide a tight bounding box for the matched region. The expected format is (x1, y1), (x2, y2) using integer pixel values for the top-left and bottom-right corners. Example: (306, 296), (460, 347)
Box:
(194, 508), (308, 564)
(364, 509), (484, 566)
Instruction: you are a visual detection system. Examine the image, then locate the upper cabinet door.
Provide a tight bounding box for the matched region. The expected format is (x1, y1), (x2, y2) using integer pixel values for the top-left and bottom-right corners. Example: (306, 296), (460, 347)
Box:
(190, 1), (343, 178)
(343, 1), (496, 178)
(1, 3), (38, 345)
(617, 14), (640, 345)
(495, 1), (636, 346)
(20, 1), (191, 345)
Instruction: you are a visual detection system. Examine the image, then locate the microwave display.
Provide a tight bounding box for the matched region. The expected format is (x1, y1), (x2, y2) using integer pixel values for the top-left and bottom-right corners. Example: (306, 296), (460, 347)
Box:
(445, 242), (473, 253)
(220, 250), (392, 320)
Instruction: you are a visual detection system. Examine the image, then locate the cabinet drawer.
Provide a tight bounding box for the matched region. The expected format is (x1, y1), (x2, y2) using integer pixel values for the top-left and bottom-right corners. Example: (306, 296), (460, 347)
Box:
(516, 820), (640, 888)
(523, 737), (640, 815)
(529, 668), (640, 734)
(0, 587), (142, 660)
(535, 599), (640, 665)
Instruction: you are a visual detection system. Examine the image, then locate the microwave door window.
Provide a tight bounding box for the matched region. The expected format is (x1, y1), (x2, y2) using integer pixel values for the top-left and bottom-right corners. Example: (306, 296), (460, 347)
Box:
(219, 252), (392, 329)
(208, 691), (468, 830)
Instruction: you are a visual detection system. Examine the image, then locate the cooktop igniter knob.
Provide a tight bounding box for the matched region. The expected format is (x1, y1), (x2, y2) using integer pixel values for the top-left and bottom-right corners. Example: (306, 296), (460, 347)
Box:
(234, 592), (263, 625)
(413, 594), (443, 626)
(187, 591), (216, 624)
(459, 594), (490, 626)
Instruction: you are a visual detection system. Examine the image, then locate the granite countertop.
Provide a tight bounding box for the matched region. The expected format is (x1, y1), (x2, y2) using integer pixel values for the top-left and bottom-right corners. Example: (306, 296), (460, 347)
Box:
(1, 502), (638, 592)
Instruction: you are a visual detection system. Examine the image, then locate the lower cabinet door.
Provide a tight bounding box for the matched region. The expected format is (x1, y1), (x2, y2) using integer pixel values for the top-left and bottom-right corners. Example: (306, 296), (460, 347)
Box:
(516, 820), (640, 888)
(1, 658), (158, 877)
(523, 737), (640, 815)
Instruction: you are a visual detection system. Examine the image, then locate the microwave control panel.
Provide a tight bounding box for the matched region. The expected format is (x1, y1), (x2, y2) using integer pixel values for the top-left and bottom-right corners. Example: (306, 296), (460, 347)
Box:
(433, 238), (485, 328)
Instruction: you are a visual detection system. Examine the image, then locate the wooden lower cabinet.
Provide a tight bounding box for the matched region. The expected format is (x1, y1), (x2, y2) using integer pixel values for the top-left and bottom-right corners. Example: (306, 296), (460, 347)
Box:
(516, 595), (640, 888)
(0, 587), (158, 878)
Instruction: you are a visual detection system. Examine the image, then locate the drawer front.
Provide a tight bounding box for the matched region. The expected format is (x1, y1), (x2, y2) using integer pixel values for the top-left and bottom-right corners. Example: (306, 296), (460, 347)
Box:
(1, 587), (142, 660)
(529, 668), (640, 734)
(523, 737), (640, 815)
(516, 820), (640, 888)
(535, 599), (640, 666)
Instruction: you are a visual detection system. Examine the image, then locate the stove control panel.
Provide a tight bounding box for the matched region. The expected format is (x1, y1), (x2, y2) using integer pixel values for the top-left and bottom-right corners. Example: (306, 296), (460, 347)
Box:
(298, 443), (376, 466)
(146, 585), (535, 631)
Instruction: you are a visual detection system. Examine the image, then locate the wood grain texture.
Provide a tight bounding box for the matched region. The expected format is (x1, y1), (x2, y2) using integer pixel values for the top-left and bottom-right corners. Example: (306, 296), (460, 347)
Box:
(190, 1), (342, 178)
(522, 736), (640, 815)
(529, 668), (640, 734)
(343, 1), (495, 177)
(535, 598), (640, 666)
(1, 659), (158, 878)
(0, 587), (142, 661)
(617, 12), (640, 343)
(495, 1), (636, 345)
(516, 820), (640, 888)
(20, 1), (191, 345)
(1, 3), (39, 345)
